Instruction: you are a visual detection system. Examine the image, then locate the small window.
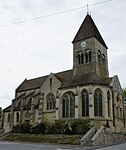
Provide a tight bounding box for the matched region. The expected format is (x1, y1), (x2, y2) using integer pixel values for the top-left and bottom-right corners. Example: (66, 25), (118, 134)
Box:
(50, 78), (52, 91)
(89, 51), (91, 62)
(81, 53), (84, 64)
(107, 91), (111, 117)
(8, 113), (10, 122)
(85, 50), (91, 63)
(116, 107), (119, 120)
(46, 93), (55, 110)
(78, 52), (84, 65)
(85, 52), (88, 63)
(78, 54), (81, 64)
(16, 112), (20, 123)
(120, 108), (122, 119)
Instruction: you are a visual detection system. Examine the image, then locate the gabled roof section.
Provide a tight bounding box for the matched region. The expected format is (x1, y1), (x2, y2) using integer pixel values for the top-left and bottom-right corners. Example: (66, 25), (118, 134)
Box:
(16, 69), (73, 92)
(55, 69), (73, 84)
(16, 75), (48, 92)
(109, 75), (123, 93)
(72, 14), (108, 49)
(3, 105), (11, 112)
(59, 72), (110, 89)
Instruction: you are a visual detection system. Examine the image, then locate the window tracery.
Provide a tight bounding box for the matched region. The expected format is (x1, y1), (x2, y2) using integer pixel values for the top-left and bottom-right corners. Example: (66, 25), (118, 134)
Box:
(81, 89), (89, 117)
(62, 92), (75, 118)
(94, 88), (103, 117)
(46, 93), (55, 110)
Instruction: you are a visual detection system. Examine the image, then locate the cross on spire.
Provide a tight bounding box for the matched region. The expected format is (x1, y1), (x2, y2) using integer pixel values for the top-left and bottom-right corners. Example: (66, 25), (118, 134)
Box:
(87, 4), (89, 15)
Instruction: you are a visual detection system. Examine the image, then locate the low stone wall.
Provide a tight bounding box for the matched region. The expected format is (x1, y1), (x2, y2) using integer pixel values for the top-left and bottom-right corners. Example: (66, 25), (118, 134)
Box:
(91, 127), (126, 145)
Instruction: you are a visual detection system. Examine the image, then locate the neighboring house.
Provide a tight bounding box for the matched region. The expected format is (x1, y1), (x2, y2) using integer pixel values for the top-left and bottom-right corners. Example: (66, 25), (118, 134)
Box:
(3, 14), (125, 132)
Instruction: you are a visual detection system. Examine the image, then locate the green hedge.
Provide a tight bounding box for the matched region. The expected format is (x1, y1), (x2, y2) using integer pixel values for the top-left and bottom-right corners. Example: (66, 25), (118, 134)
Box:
(12, 119), (92, 134)
(13, 122), (31, 133)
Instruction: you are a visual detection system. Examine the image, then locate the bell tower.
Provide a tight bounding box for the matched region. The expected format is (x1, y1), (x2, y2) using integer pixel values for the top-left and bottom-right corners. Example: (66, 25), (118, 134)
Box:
(72, 14), (109, 78)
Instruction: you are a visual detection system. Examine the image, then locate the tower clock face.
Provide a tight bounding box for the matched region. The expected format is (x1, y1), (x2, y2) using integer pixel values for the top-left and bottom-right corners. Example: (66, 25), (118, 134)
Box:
(80, 41), (86, 47)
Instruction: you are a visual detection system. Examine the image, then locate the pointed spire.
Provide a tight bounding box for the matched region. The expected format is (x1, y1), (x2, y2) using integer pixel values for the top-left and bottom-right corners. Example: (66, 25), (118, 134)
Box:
(72, 14), (108, 49)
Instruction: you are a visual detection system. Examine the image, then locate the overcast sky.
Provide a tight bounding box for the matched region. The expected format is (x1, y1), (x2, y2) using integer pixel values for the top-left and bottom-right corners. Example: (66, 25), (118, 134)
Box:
(0, 0), (126, 109)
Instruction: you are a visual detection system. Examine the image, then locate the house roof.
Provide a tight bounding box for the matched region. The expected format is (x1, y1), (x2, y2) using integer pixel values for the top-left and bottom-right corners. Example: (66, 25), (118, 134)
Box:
(72, 14), (108, 49)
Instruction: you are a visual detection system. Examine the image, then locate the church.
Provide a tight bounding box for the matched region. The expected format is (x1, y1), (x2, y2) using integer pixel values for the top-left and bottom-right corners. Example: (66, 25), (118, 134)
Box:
(3, 14), (124, 132)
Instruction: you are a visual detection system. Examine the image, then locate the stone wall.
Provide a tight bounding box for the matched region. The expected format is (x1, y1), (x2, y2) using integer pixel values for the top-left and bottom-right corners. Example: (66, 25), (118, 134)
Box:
(91, 127), (126, 145)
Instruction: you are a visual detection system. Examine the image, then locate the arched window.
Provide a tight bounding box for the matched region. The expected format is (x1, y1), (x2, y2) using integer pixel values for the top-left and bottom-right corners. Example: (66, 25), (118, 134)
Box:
(94, 88), (103, 117)
(78, 52), (84, 64)
(116, 107), (119, 120)
(107, 91), (111, 117)
(16, 112), (20, 123)
(46, 93), (55, 110)
(81, 53), (84, 64)
(120, 108), (122, 119)
(78, 54), (81, 64)
(82, 89), (89, 117)
(98, 50), (101, 62)
(85, 52), (88, 63)
(62, 92), (75, 118)
(89, 51), (91, 62)
(85, 50), (91, 63)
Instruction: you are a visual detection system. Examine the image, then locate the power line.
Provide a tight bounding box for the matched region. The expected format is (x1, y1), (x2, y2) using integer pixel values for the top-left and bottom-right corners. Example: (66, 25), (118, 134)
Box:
(0, 0), (112, 28)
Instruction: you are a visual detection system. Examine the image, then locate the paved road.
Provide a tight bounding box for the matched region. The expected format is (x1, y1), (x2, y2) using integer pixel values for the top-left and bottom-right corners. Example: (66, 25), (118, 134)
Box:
(0, 141), (126, 150)
(94, 143), (126, 150)
(0, 142), (82, 150)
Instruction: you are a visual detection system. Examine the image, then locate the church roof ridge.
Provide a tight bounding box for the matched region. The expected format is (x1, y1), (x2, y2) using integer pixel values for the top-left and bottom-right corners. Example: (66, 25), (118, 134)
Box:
(16, 69), (73, 92)
(72, 14), (108, 49)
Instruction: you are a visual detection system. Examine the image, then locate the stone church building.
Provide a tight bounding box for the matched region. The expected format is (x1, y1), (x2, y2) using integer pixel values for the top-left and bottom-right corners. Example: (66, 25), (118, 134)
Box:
(3, 14), (124, 132)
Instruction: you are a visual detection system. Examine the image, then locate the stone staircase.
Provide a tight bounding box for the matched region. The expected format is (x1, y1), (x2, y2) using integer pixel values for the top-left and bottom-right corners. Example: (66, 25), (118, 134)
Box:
(80, 126), (126, 146)
(80, 127), (97, 146)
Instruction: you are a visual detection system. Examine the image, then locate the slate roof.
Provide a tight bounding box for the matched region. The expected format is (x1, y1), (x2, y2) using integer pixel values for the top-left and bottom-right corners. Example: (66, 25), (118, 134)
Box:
(59, 72), (112, 89)
(72, 14), (108, 49)
(16, 76), (48, 92)
(3, 105), (11, 112)
(16, 69), (73, 92)
(16, 68), (113, 92)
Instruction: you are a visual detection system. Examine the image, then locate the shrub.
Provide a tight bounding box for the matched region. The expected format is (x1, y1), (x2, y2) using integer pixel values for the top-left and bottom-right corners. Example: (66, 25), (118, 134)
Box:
(54, 121), (65, 134)
(74, 119), (92, 134)
(46, 123), (57, 134)
(31, 122), (46, 134)
(12, 124), (20, 133)
(63, 120), (75, 134)
(12, 119), (92, 135)
(19, 122), (31, 133)
(12, 122), (31, 133)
